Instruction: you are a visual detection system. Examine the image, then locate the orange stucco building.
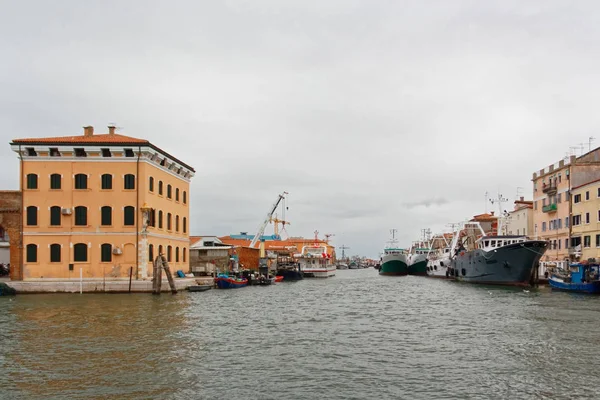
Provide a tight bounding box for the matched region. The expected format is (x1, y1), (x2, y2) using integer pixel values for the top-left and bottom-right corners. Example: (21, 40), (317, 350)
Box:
(10, 126), (194, 280)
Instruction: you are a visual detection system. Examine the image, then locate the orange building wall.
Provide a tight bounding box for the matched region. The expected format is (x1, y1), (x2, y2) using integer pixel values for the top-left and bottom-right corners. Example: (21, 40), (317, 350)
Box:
(18, 142), (193, 280)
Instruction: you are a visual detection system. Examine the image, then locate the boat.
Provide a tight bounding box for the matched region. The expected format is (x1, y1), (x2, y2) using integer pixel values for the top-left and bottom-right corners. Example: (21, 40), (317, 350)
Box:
(348, 262), (359, 269)
(296, 239), (336, 278)
(549, 263), (600, 294)
(407, 240), (429, 276)
(214, 274), (248, 289)
(448, 221), (548, 286)
(187, 285), (212, 292)
(379, 229), (408, 276)
(274, 275), (284, 283)
(426, 233), (453, 278)
(337, 263), (349, 270)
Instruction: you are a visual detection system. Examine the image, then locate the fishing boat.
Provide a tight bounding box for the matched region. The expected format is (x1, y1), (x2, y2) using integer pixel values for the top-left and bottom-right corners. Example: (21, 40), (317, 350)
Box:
(448, 221), (548, 286)
(337, 263), (349, 270)
(379, 229), (408, 276)
(274, 275), (284, 283)
(426, 233), (453, 278)
(296, 233), (336, 278)
(214, 274), (248, 289)
(549, 263), (600, 294)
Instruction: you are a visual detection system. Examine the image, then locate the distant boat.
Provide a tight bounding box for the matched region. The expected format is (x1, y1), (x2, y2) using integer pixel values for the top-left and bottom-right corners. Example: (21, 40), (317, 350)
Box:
(214, 274), (248, 289)
(408, 245), (429, 276)
(297, 244), (336, 278)
(274, 275), (284, 283)
(337, 263), (349, 270)
(549, 263), (600, 294)
(348, 262), (359, 269)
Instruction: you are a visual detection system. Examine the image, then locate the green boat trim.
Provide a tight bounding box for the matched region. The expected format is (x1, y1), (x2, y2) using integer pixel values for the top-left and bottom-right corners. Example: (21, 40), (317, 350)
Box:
(379, 259), (408, 276)
(408, 259), (428, 276)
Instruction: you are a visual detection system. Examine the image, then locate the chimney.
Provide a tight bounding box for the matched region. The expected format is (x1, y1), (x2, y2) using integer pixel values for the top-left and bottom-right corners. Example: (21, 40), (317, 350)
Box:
(108, 125), (116, 135)
(520, 196), (524, 201)
(83, 126), (94, 137)
(490, 211), (495, 216)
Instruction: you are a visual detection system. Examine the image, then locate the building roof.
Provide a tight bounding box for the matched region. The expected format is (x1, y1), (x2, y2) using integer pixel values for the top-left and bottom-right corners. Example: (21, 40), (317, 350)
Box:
(11, 128), (195, 172)
(471, 213), (498, 222)
(12, 133), (148, 145)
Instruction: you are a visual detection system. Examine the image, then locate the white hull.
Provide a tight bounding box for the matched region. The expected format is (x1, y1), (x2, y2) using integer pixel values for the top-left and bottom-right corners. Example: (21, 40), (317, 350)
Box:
(408, 253), (427, 266)
(427, 255), (451, 278)
(382, 253), (408, 265)
(301, 265), (336, 278)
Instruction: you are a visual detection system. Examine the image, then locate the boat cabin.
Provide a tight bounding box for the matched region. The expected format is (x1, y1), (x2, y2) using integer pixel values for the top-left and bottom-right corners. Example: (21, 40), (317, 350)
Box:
(412, 248), (430, 255)
(476, 235), (527, 251)
(384, 248), (404, 256)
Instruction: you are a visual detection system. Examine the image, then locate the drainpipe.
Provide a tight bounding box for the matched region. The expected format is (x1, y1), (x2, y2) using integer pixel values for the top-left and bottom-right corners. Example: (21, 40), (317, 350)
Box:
(135, 145), (141, 279)
(18, 144), (23, 281)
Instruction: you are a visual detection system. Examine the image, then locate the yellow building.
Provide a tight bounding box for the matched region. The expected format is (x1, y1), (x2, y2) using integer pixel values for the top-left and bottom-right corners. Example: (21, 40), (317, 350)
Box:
(10, 126), (195, 280)
(570, 179), (600, 262)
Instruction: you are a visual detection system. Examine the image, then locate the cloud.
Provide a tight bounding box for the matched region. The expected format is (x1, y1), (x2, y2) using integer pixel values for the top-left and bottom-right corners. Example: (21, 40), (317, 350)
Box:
(2, 0), (600, 256)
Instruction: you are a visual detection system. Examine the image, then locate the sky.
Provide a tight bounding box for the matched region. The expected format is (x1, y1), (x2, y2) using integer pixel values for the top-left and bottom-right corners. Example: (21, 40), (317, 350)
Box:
(1, 0), (599, 258)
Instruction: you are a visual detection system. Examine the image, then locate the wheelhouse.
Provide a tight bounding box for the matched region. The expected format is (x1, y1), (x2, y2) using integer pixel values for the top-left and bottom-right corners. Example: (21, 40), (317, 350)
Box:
(476, 236), (527, 251)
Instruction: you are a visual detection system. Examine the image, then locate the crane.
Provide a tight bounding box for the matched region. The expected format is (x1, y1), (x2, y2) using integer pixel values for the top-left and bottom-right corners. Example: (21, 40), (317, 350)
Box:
(270, 214), (290, 239)
(249, 191), (289, 248)
(324, 233), (335, 243)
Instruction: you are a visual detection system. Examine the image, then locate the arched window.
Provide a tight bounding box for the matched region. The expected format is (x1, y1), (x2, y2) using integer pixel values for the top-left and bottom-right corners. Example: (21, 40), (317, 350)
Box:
(74, 174), (87, 189)
(26, 243), (37, 262)
(167, 184), (172, 199)
(101, 174), (112, 189)
(167, 245), (172, 262)
(149, 244), (154, 261)
(124, 174), (135, 190)
(176, 188), (180, 202)
(101, 243), (112, 262)
(26, 206), (37, 226)
(183, 191), (187, 204)
(74, 243), (88, 262)
(74, 206), (87, 226)
(167, 213), (172, 230)
(175, 216), (179, 232)
(26, 173), (38, 189)
(158, 210), (163, 229)
(50, 244), (61, 262)
(50, 173), (61, 189)
(101, 206), (112, 226)
(124, 206), (135, 226)
(158, 245), (163, 257)
(149, 177), (154, 192)
(176, 247), (180, 262)
(50, 206), (61, 226)
(158, 181), (163, 195)
(183, 217), (187, 234)
(183, 248), (187, 262)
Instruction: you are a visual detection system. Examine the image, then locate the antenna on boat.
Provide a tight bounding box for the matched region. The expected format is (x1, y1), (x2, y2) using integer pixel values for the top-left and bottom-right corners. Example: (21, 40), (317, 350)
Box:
(484, 192), (489, 213)
(489, 193), (508, 235)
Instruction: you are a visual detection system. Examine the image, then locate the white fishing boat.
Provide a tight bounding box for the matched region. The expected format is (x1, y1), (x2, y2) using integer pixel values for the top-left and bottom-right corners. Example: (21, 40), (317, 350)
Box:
(296, 235), (336, 278)
(426, 233), (453, 278)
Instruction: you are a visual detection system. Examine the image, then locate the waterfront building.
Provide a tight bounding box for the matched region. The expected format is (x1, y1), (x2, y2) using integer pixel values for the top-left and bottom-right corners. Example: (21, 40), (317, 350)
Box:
(189, 236), (232, 276)
(470, 213), (498, 234)
(532, 156), (574, 269)
(504, 197), (533, 236)
(570, 179), (600, 261)
(0, 226), (9, 265)
(9, 126), (194, 280)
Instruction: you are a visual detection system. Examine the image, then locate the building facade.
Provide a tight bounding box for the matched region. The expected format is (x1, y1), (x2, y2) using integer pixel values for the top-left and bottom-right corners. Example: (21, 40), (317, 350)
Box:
(504, 197), (533, 236)
(532, 156), (573, 268)
(570, 179), (600, 262)
(10, 126), (194, 280)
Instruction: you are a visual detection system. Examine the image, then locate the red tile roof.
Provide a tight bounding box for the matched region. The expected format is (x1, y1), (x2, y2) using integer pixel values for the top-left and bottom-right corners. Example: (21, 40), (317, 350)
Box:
(12, 133), (148, 144)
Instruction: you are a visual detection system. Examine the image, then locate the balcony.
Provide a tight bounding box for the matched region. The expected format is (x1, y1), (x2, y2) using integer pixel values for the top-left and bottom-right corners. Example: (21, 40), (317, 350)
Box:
(542, 203), (557, 213)
(542, 182), (557, 194)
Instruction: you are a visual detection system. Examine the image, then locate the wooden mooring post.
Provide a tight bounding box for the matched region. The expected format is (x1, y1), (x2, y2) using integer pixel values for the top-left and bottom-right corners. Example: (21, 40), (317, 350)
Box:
(152, 254), (177, 295)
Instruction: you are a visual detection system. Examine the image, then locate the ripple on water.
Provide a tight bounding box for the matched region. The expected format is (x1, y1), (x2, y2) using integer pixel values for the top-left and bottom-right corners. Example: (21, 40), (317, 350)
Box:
(2, 271), (600, 399)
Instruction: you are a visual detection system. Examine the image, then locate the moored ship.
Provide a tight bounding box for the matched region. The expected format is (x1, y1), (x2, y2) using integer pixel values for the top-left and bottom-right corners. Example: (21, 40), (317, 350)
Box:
(379, 229), (408, 276)
(296, 242), (336, 278)
(408, 245), (429, 276)
(449, 222), (548, 286)
(426, 233), (453, 278)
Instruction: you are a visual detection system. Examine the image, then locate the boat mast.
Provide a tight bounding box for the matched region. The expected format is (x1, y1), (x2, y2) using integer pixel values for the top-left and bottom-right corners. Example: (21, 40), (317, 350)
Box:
(489, 193), (508, 235)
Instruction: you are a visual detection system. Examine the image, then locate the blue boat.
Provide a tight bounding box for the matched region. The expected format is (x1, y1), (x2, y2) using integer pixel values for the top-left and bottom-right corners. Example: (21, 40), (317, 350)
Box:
(549, 263), (600, 294)
(214, 274), (248, 289)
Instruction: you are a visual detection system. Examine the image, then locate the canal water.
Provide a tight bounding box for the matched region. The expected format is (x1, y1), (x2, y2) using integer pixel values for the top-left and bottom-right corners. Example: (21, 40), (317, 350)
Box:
(1, 269), (600, 400)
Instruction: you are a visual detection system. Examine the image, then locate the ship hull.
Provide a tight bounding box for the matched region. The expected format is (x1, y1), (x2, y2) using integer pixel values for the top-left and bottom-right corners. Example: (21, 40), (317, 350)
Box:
(427, 256), (452, 278)
(408, 255), (428, 276)
(379, 254), (408, 276)
(450, 240), (547, 285)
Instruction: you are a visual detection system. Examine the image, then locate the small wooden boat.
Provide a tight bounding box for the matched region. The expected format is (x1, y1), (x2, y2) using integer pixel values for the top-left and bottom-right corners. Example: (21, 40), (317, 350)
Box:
(187, 285), (212, 292)
(549, 263), (600, 294)
(214, 275), (248, 289)
(274, 275), (284, 283)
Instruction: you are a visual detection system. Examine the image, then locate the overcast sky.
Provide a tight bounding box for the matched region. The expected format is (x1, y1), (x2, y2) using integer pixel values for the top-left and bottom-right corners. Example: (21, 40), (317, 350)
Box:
(1, 0), (599, 257)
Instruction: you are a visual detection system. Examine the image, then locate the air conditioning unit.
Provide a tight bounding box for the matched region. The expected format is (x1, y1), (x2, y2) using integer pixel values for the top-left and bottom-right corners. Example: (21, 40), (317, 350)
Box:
(61, 208), (72, 215)
(112, 247), (123, 255)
